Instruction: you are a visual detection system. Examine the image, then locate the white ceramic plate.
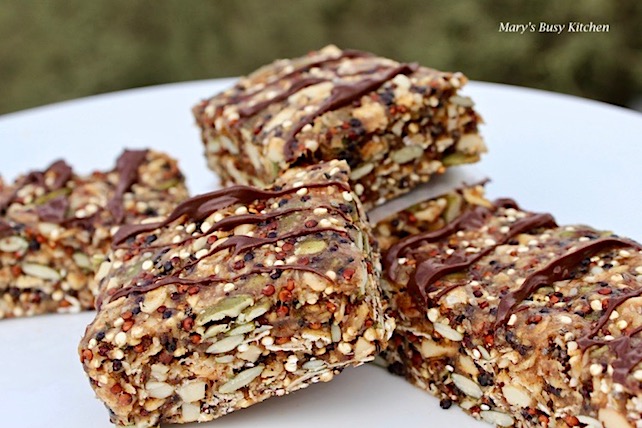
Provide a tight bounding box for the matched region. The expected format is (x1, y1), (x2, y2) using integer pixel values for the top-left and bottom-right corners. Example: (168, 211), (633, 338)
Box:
(1, 79), (641, 428)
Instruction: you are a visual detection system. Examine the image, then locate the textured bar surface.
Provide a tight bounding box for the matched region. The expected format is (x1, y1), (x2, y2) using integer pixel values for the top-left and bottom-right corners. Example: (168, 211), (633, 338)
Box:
(373, 183), (488, 252)
(0, 150), (188, 319)
(193, 44), (485, 209)
(79, 160), (392, 426)
(382, 200), (642, 428)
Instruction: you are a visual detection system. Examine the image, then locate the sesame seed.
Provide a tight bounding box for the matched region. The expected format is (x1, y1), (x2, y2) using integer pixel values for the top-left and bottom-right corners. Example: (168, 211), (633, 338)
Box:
(195, 249), (209, 259)
(342, 191), (353, 202)
(142, 260), (153, 270)
(185, 223), (196, 234)
(200, 222), (211, 234)
(223, 283), (235, 292)
(296, 188), (308, 196)
(114, 332), (127, 347)
(313, 208), (328, 215)
(319, 219), (332, 228)
(590, 364), (603, 376)
(617, 320), (628, 330)
(292, 181), (304, 188)
(172, 235), (182, 244)
(235, 206), (248, 215)
(567, 341), (578, 352)
(480, 404), (490, 411)
(600, 380), (609, 393)
(427, 308), (439, 322)
(609, 310), (620, 320)
(325, 270), (337, 281)
(590, 299), (603, 311)
(354, 184), (364, 195)
(507, 314), (517, 326)
(559, 315), (572, 324)
(445, 365), (454, 372)
(634, 370), (642, 381)
(337, 342), (352, 355)
(261, 337), (274, 346)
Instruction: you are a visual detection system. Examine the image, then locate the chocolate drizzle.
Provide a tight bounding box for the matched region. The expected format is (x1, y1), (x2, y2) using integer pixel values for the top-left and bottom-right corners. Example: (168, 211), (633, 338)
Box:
(237, 77), (327, 119)
(102, 176), (356, 306)
(384, 199), (556, 305)
(35, 196), (69, 223)
(385, 198), (642, 385)
(113, 181), (349, 246)
(106, 264), (334, 305)
(115, 204), (351, 251)
(283, 63), (418, 162)
(578, 322), (642, 386)
(106, 150), (148, 224)
(107, 226), (344, 305)
(0, 159), (74, 213)
(232, 49), (374, 105)
(495, 237), (642, 327)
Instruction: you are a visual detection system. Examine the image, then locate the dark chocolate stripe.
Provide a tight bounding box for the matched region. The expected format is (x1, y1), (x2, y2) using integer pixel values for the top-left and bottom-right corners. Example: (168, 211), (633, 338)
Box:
(231, 48), (374, 105)
(107, 226), (346, 305)
(0, 159), (74, 213)
(117, 203), (352, 251)
(112, 181), (350, 246)
(495, 237), (642, 327)
(407, 212), (556, 305)
(238, 77), (327, 119)
(35, 195), (69, 223)
(105, 264), (334, 305)
(578, 323), (642, 386)
(283, 63), (418, 162)
(106, 149), (148, 224)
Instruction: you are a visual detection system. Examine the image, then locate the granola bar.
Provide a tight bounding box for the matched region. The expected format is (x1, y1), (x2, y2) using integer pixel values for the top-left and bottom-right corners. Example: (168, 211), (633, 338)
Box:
(382, 199), (642, 428)
(78, 160), (392, 426)
(372, 183), (489, 252)
(0, 150), (188, 319)
(193, 44), (486, 210)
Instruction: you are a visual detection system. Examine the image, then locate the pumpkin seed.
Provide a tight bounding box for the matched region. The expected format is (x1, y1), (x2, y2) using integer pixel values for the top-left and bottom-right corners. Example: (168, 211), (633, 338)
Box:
(205, 334), (244, 354)
(196, 295), (254, 325)
(21, 263), (60, 281)
(0, 236), (28, 253)
(218, 365), (264, 394)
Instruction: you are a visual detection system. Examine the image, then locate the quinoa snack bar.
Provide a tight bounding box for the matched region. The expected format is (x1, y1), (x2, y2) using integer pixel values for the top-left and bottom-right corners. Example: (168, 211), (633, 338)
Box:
(193, 44), (486, 209)
(0, 150), (188, 319)
(79, 160), (392, 426)
(372, 183), (489, 252)
(382, 199), (642, 428)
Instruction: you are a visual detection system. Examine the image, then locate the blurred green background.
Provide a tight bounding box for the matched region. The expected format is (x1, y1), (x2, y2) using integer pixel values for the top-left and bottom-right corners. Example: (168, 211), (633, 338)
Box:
(1, 0), (641, 115)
